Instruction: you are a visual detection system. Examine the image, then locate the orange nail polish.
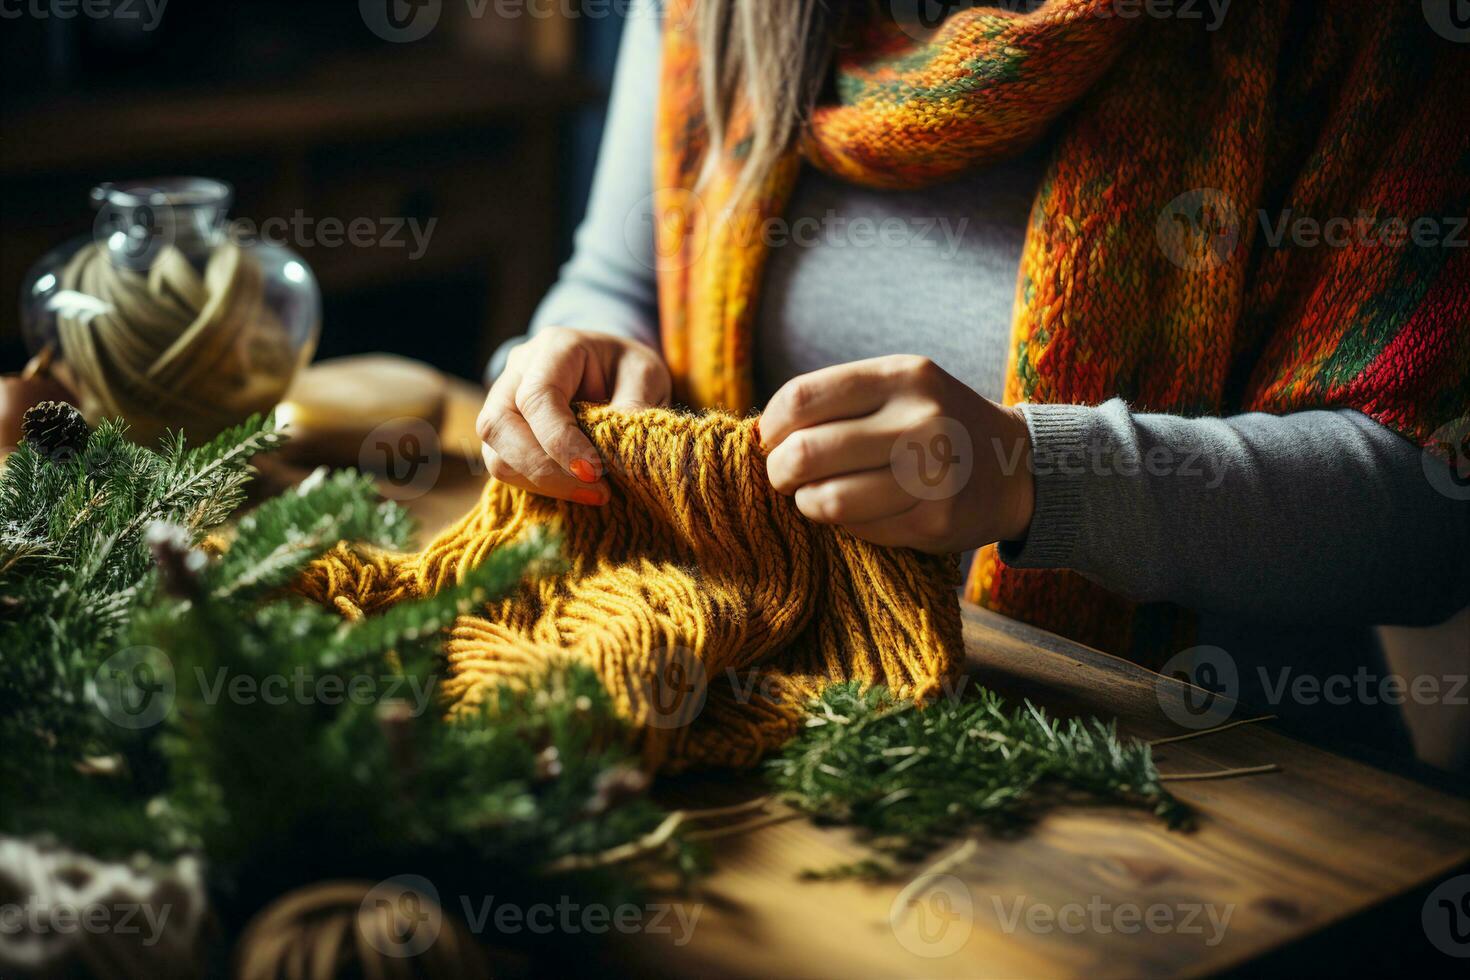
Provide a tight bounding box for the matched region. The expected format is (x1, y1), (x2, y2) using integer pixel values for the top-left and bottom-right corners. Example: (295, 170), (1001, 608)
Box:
(570, 457), (598, 483)
(572, 488), (605, 506)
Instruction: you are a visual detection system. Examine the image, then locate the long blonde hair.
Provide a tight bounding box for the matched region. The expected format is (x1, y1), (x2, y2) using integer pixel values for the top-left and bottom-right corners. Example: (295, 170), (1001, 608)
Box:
(693, 0), (848, 200)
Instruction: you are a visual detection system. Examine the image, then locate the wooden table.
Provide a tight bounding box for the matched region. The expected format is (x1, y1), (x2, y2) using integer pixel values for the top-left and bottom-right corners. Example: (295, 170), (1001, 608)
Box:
(401, 387), (1470, 979)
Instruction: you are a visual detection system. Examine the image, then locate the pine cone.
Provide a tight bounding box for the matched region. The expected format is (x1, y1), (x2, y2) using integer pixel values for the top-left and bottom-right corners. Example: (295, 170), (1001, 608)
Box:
(20, 400), (89, 462)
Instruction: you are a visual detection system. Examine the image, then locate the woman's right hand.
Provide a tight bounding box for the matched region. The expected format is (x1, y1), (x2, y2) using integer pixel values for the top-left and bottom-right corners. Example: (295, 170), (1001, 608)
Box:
(476, 326), (671, 505)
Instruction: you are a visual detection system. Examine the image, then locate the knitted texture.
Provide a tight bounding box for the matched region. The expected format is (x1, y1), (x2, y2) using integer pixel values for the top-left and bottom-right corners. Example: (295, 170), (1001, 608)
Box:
(654, 0), (1470, 660)
(298, 406), (964, 772)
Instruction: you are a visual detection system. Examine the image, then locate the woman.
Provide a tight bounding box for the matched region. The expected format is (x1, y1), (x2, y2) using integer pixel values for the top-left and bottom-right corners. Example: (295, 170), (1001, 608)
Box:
(479, 0), (1469, 752)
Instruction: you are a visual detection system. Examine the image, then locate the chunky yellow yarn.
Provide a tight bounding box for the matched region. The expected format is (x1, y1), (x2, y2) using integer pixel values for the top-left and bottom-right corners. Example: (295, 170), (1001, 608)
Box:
(297, 406), (964, 772)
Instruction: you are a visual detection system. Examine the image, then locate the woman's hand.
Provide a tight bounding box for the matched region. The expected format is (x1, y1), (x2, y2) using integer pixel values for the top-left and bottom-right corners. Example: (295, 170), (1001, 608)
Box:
(759, 356), (1034, 554)
(477, 327), (671, 504)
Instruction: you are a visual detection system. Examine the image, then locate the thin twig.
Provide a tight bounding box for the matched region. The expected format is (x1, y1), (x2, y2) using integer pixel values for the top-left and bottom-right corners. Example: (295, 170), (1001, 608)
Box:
(675, 795), (774, 821)
(684, 811), (800, 842)
(542, 796), (774, 873)
(1149, 715), (1277, 747)
(892, 838), (979, 913)
(1159, 763), (1280, 782)
(544, 811), (689, 873)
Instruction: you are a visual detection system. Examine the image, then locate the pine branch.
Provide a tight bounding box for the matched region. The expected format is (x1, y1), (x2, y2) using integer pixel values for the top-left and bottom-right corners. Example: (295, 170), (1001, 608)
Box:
(2, 412), (694, 909)
(209, 468), (412, 601)
(119, 414), (284, 542)
(0, 412), (287, 773)
(767, 683), (1190, 860)
(133, 533), (694, 895)
(321, 527), (561, 670)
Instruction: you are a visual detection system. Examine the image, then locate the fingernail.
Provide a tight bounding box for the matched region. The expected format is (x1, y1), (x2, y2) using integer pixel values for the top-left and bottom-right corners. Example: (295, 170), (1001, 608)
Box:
(570, 457), (599, 483)
(572, 488), (605, 506)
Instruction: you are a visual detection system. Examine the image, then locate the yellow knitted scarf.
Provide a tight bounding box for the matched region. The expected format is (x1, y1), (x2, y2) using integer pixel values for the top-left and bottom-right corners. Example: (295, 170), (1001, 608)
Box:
(653, 0), (1470, 662)
(299, 407), (963, 772)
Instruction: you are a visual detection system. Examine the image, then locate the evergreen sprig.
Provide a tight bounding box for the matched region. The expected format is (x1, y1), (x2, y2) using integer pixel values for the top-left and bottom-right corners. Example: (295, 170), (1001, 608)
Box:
(129, 526), (692, 902)
(209, 466), (411, 601)
(320, 526), (560, 670)
(2, 414), (693, 907)
(767, 683), (1188, 860)
(0, 415), (289, 763)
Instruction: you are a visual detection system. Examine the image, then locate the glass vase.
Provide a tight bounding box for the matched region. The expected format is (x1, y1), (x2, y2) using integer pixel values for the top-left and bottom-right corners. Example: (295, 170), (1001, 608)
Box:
(20, 177), (320, 446)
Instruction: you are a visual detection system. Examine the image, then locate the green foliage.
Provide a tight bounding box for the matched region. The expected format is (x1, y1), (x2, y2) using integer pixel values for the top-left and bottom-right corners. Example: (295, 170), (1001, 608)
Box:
(133, 526), (694, 898)
(768, 683), (1188, 860)
(209, 466), (411, 601)
(1, 416), (693, 905)
(0, 415), (292, 763)
(140, 531), (583, 853)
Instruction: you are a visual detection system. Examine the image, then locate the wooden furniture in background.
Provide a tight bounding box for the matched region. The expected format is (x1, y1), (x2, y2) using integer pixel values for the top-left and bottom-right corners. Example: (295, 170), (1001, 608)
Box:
(0, 12), (595, 379)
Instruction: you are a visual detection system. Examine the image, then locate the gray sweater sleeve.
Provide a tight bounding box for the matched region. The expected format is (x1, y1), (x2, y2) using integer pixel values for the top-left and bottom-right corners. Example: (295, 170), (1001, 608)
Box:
(487, 4), (1469, 631)
(486, 1), (662, 381)
(1005, 401), (1470, 627)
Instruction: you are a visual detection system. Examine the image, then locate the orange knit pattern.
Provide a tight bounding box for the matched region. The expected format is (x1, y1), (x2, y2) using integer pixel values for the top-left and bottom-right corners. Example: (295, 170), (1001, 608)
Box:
(297, 406), (964, 772)
(655, 0), (1469, 661)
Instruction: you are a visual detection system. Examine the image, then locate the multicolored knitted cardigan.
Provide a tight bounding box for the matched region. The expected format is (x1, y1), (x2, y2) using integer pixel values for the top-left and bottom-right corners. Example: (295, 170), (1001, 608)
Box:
(652, 0), (1470, 660)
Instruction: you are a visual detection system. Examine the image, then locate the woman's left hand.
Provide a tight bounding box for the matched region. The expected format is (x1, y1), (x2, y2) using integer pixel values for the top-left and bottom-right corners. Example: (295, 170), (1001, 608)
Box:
(759, 355), (1035, 554)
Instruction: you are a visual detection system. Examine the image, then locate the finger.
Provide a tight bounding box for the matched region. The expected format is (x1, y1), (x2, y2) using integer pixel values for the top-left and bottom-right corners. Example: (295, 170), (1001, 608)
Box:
(480, 402), (607, 505)
(841, 507), (946, 553)
(793, 468), (918, 526)
(610, 347), (671, 409)
(766, 416), (895, 495)
(759, 357), (910, 451)
(515, 338), (606, 484)
(476, 368), (520, 444)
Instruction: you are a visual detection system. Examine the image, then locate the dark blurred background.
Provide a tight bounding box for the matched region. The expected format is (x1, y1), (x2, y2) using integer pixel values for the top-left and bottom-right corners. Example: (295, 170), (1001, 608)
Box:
(0, 0), (630, 379)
